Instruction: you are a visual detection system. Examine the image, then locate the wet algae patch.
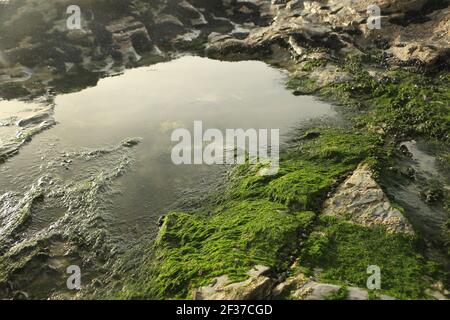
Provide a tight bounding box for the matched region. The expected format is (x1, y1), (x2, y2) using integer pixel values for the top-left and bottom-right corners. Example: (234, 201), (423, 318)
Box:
(226, 129), (383, 210)
(121, 201), (316, 299)
(300, 216), (439, 300)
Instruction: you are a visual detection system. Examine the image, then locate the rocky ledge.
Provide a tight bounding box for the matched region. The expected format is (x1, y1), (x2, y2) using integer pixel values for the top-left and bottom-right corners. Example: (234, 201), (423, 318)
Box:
(208, 0), (449, 69)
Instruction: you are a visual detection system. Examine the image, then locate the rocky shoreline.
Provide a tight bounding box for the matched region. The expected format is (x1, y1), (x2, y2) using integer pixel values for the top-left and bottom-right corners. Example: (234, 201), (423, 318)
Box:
(0, 0), (449, 300)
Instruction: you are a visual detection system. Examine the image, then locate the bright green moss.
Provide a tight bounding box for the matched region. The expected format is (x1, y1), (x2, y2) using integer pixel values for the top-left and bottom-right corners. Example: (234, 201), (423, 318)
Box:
(324, 287), (348, 300)
(117, 128), (386, 299)
(321, 57), (450, 143)
(300, 216), (439, 299)
(121, 200), (315, 299)
(226, 129), (382, 209)
(266, 161), (342, 209)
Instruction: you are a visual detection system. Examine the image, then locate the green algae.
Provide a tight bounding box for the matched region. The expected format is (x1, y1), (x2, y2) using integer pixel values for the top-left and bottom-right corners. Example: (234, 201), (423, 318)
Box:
(324, 286), (348, 300)
(287, 54), (450, 144)
(322, 57), (450, 143)
(301, 59), (328, 72)
(120, 201), (315, 299)
(226, 128), (382, 210)
(120, 121), (449, 299)
(300, 216), (440, 299)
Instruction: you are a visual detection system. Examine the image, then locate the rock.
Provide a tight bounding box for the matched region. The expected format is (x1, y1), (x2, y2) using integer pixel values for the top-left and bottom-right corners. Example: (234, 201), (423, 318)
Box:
(295, 282), (342, 300)
(207, 0), (449, 68)
(12, 291), (29, 300)
(273, 271), (396, 300)
(121, 137), (142, 148)
(106, 16), (152, 61)
(272, 272), (309, 297)
(389, 41), (445, 66)
(16, 112), (50, 127)
(346, 287), (369, 300)
(153, 14), (187, 42)
(286, 0), (304, 11)
(309, 65), (353, 87)
(425, 281), (450, 300)
(343, 0), (427, 14)
(1, 0), (447, 99)
(193, 265), (274, 300)
(323, 163), (414, 234)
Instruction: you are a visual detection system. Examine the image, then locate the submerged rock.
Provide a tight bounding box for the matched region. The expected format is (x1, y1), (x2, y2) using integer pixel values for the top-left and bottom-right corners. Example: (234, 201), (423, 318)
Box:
(0, 105), (56, 164)
(16, 112), (51, 127)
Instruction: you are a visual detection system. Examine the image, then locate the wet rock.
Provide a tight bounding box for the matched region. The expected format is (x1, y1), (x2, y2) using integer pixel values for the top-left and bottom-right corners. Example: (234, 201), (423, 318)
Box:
(323, 163), (414, 234)
(16, 112), (50, 127)
(419, 184), (444, 204)
(272, 270), (396, 300)
(1, 0), (446, 99)
(121, 137), (143, 148)
(0, 188), (43, 243)
(272, 271), (309, 297)
(309, 65), (353, 87)
(0, 282), (12, 296)
(425, 281), (450, 300)
(106, 16), (152, 62)
(207, 0), (449, 68)
(193, 265), (398, 300)
(193, 265), (274, 300)
(12, 291), (29, 300)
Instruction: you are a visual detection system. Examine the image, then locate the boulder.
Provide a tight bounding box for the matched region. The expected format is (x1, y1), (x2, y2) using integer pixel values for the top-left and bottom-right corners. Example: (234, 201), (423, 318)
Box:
(106, 16), (152, 60)
(193, 265), (274, 300)
(323, 163), (414, 234)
